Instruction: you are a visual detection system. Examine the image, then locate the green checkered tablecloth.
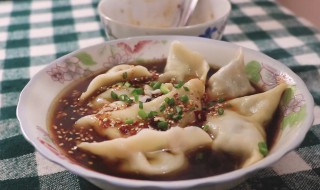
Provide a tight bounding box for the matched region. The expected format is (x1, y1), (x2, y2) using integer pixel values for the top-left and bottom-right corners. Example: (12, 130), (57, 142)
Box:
(1, 0), (320, 189)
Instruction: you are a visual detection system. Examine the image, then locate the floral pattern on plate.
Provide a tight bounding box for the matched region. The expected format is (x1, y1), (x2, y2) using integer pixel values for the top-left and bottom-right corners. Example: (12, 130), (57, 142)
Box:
(102, 40), (154, 67)
(47, 53), (94, 83)
(245, 60), (306, 129)
(47, 40), (165, 83)
(280, 87), (307, 129)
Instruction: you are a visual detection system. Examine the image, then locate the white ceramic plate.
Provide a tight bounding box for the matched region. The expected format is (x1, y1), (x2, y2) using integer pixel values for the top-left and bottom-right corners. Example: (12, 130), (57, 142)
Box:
(17, 36), (314, 190)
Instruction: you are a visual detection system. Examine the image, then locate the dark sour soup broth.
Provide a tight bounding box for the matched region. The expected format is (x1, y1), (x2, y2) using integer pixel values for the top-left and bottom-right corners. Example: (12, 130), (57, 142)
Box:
(48, 59), (279, 181)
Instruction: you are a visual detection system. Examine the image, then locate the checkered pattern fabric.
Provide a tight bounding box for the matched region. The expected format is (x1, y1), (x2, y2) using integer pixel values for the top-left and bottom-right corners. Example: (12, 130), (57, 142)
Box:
(0, 0), (319, 189)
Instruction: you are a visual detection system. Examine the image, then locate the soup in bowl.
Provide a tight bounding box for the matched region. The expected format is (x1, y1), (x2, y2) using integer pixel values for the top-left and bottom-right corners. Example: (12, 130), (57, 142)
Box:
(17, 36), (314, 190)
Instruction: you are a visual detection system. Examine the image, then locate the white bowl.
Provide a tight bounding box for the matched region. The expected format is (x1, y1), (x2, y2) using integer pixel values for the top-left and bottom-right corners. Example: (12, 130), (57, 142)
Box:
(98, 0), (231, 40)
(17, 36), (314, 190)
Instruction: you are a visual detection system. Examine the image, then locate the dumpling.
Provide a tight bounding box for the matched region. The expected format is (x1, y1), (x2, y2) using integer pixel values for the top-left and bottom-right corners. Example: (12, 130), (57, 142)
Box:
(89, 81), (165, 109)
(207, 49), (255, 99)
(89, 86), (133, 108)
(75, 114), (123, 139)
(205, 83), (287, 167)
(227, 83), (288, 127)
(75, 79), (205, 139)
(207, 111), (266, 167)
(158, 41), (210, 82)
(77, 126), (212, 175)
(80, 64), (152, 101)
(108, 78), (204, 123)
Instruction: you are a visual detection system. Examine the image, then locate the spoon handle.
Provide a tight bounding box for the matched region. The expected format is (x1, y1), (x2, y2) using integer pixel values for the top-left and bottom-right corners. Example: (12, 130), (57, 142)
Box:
(176, 0), (198, 27)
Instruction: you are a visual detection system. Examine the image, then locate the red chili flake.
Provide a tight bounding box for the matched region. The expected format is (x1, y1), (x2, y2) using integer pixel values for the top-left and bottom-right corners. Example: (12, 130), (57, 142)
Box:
(119, 126), (130, 134)
(194, 110), (207, 123)
(202, 93), (210, 104)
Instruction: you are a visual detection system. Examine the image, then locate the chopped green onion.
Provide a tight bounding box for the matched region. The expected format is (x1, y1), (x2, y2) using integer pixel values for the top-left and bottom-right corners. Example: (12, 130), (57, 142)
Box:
(159, 104), (166, 112)
(180, 95), (189, 103)
(183, 86), (189, 91)
(202, 125), (209, 131)
(172, 114), (182, 121)
(151, 81), (162, 89)
(139, 101), (143, 109)
(167, 113), (174, 119)
(148, 111), (158, 118)
(217, 97), (225, 103)
(150, 81), (156, 86)
(157, 121), (168, 130)
(125, 119), (134, 124)
(174, 81), (184, 89)
(160, 84), (170, 94)
(127, 99), (133, 104)
(134, 94), (139, 102)
(175, 106), (182, 114)
(131, 88), (143, 95)
(217, 108), (224, 115)
(258, 142), (268, 157)
(111, 91), (118, 100)
(164, 97), (175, 106)
(122, 72), (128, 79)
(124, 82), (131, 87)
(138, 109), (148, 119)
(119, 94), (127, 101)
(119, 94), (132, 103)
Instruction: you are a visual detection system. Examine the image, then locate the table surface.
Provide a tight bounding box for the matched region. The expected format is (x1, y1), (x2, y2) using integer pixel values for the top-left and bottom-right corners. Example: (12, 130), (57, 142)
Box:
(1, 0), (320, 189)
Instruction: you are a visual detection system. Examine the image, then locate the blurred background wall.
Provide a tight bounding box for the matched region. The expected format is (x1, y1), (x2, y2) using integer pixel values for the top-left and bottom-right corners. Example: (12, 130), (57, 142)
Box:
(277, 0), (320, 28)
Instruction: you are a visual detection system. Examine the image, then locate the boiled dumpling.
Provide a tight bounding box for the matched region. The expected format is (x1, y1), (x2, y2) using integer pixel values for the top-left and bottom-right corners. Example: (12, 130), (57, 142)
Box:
(89, 86), (134, 108)
(207, 111), (266, 167)
(108, 78), (204, 123)
(80, 65), (151, 100)
(227, 83), (288, 128)
(75, 79), (205, 139)
(205, 83), (287, 167)
(158, 41), (210, 82)
(207, 49), (255, 99)
(75, 115), (123, 139)
(78, 126), (212, 175)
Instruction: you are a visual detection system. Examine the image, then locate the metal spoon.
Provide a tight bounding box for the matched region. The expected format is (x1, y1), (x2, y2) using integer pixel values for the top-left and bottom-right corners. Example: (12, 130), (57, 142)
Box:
(175, 0), (199, 27)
